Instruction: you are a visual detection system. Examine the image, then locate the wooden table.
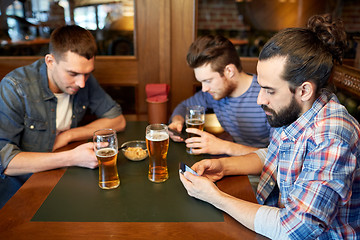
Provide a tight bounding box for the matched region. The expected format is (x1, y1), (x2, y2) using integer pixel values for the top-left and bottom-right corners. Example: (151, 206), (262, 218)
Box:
(0, 122), (268, 240)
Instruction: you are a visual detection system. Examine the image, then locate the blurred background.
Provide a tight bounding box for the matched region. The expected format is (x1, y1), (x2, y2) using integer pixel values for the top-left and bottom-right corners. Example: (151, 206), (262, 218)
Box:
(0, 0), (359, 121)
(0, 0), (134, 56)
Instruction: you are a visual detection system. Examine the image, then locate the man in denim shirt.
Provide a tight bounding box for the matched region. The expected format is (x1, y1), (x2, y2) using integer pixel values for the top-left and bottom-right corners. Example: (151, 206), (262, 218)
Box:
(0, 25), (126, 208)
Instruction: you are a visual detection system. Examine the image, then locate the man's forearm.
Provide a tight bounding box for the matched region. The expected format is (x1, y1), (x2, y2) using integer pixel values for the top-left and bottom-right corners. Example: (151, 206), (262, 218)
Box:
(64, 115), (126, 143)
(212, 191), (261, 231)
(220, 152), (263, 176)
(4, 151), (72, 176)
(4, 142), (97, 176)
(222, 141), (260, 156)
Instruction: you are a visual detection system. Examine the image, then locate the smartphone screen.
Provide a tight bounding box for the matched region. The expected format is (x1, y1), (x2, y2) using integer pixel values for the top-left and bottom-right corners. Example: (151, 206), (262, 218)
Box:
(179, 162), (198, 176)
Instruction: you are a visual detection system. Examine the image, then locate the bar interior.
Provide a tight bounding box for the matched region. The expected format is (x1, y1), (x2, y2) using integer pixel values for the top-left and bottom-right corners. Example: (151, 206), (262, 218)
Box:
(0, 0), (359, 239)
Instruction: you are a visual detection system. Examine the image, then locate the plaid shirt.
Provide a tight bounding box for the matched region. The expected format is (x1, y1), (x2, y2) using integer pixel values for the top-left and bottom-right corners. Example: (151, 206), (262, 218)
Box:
(256, 91), (360, 239)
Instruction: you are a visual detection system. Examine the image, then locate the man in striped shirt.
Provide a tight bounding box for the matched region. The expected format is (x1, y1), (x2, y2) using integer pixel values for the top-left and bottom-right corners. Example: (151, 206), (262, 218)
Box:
(169, 35), (272, 156)
(179, 15), (360, 239)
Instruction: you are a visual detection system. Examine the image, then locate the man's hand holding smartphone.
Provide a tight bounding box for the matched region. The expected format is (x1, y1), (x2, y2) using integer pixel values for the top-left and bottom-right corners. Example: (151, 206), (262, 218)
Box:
(179, 162), (199, 177)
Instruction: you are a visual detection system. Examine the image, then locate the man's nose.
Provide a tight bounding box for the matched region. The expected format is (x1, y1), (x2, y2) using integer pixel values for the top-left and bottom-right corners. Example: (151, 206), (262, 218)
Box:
(202, 83), (209, 92)
(75, 75), (86, 88)
(257, 89), (268, 106)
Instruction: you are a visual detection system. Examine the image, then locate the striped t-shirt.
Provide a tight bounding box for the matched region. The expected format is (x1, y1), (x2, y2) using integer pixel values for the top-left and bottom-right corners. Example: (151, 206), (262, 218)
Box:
(171, 75), (272, 148)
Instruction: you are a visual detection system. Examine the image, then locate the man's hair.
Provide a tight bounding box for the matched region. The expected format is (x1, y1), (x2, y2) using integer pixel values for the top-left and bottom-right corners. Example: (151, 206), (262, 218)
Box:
(259, 15), (347, 93)
(49, 25), (97, 61)
(186, 35), (242, 76)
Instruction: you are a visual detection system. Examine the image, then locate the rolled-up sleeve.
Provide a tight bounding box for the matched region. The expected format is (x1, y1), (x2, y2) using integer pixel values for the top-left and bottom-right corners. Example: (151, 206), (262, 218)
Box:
(254, 148), (267, 165)
(254, 205), (290, 239)
(101, 103), (122, 119)
(0, 144), (21, 175)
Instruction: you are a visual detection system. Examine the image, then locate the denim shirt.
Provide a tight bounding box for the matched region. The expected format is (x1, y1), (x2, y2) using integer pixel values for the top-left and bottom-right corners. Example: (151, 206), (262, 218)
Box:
(0, 59), (122, 207)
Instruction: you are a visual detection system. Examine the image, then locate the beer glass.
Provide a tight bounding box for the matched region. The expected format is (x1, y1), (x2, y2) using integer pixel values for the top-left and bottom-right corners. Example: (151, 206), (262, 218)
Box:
(146, 124), (169, 183)
(185, 105), (205, 154)
(93, 129), (120, 189)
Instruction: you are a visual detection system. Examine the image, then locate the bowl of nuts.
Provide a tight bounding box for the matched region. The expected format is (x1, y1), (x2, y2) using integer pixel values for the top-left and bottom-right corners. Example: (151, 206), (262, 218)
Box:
(120, 140), (148, 161)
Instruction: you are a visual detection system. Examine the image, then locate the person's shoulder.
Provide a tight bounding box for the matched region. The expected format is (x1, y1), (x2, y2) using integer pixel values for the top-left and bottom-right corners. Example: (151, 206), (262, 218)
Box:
(5, 58), (44, 81)
(314, 97), (360, 141)
(240, 74), (261, 97)
(249, 74), (260, 87)
(192, 90), (212, 100)
(1, 59), (45, 96)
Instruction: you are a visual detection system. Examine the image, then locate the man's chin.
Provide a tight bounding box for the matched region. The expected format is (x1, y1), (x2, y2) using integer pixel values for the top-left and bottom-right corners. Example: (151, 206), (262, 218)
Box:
(211, 94), (224, 100)
(68, 88), (79, 95)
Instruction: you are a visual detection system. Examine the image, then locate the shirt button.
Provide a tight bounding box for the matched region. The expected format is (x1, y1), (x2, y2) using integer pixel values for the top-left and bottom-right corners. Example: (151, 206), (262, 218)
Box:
(270, 181), (274, 186)
(73, 115), (75, 118)
(82, 105), (86, 109)
(51, 108), (55, 112)
(259, 197), (263, 202)
(30, 125), (34, 129)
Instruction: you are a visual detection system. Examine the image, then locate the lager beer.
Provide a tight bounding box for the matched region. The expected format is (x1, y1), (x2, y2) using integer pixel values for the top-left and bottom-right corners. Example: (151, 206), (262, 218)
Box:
(186, 119), (205, 138)
(96, 148), (120, 189)
(185, 106), (205, 154)
(93, 128), (120, 189)
(146, 124), (169, 183)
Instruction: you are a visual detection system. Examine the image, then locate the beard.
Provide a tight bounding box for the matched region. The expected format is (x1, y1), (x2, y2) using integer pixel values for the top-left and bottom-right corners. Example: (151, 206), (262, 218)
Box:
(211, 78), (237, 100)
(261, 95), (302, 128)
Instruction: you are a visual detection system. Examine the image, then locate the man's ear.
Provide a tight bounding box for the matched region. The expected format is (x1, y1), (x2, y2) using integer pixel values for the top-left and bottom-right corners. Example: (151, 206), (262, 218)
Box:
(45, 54), (55, 68)
(297, 81), (315, 102)
(224, 64), (236, 78)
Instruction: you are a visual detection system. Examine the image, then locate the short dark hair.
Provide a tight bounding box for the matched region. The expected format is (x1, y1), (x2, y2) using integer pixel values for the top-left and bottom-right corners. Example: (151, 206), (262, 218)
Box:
(259, 15), (347, 93)
(186, 35), (242, 76)
(49, 25), (97, 61)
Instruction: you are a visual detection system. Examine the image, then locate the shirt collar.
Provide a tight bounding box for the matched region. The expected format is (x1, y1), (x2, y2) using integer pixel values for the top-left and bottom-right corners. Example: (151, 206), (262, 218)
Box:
(281, 90), (334, 141)
(39, 59), (56, 100)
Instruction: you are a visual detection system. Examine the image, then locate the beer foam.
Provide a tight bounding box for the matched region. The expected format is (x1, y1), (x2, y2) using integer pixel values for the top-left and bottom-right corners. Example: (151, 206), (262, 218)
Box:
(96, 147), (117, 157)
(146, 132), (169, 141)
(185, 119), (205, 125)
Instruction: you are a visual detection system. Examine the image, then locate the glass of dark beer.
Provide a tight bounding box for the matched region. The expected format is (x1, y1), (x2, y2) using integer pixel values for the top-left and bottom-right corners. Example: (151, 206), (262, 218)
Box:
(185, 105), (205, 154)
(93, 129), (120, 189)
(146, 124), (169, 183)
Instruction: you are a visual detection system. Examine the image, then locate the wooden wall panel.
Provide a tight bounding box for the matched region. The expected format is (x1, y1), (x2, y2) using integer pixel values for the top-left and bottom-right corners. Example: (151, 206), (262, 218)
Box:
(170, 0), (197, 111)
(0, 56), (41, 79)
(241, 57), (258, 75)
(92, 57), (138, 85)
(136, 0), (161, 115)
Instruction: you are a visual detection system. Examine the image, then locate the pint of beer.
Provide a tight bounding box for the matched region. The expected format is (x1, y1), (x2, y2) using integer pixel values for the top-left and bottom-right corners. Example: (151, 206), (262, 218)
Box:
(93, 129), (120, 189)
(185, 106), (205, 154)
(146, 124), (169, 183)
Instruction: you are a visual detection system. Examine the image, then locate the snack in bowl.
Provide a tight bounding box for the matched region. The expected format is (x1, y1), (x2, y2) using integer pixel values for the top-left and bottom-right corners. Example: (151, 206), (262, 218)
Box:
(121, 140), (148, 161)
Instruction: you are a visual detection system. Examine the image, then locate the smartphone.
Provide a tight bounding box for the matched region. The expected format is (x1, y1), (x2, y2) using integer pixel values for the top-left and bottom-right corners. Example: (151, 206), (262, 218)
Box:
(179, 162), (199, 176)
